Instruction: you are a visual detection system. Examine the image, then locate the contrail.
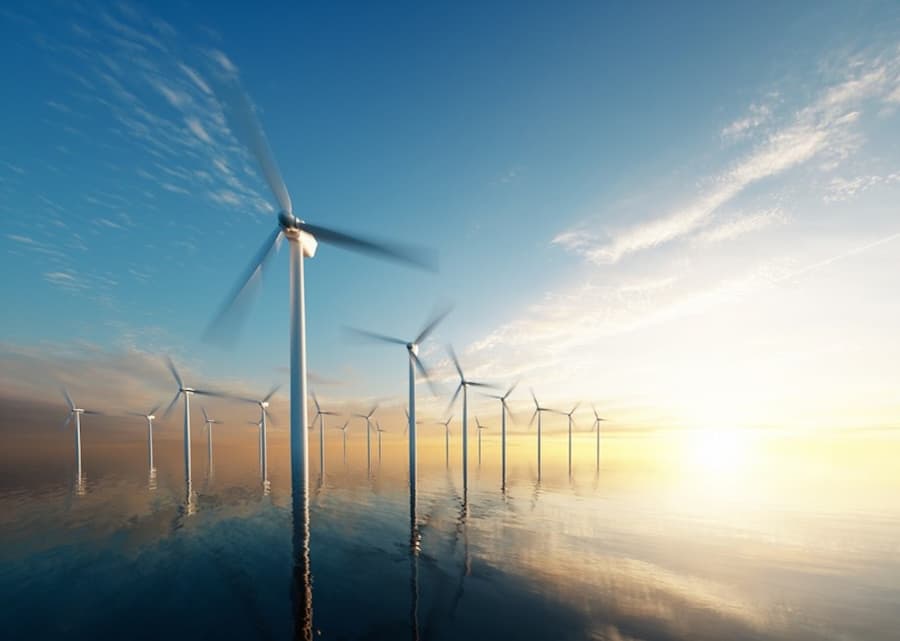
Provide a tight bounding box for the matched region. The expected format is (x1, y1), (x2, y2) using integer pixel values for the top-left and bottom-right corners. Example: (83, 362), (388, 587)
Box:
(775, 230), (900, 283)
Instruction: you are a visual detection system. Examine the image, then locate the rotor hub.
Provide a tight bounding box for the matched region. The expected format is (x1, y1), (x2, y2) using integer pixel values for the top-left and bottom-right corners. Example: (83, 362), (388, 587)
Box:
(408, 343), (418, 355)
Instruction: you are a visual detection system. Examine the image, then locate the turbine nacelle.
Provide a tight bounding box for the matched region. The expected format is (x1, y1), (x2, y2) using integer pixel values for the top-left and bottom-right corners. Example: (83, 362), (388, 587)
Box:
(278, 210), (318, 256)
(407, 343), (418, 356)
(147, 415), (155, 421)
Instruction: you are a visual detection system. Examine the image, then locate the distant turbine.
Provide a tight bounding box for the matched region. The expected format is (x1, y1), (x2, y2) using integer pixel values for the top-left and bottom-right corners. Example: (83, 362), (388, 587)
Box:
(484, 381), (517, 489)
(474, 416), (489, 467)
(560, 403), (580, 477)
(349, 306), (449, 495)
(353, 405), (378, 473)
(313, 393), (339, 476)
(207, 86), (435, 509)
(162, 357), (231, 492)
(528, 390), (555, 482)
(592, 405), (606, 470)
(333, 418), (350, 464)
(375, 420), (386, 462)
(127, 403), (160, 477)
(61, 387), (100, 486)
(435, 416), (452, 467)
(447, 346), (492, 492)
(233, 385), (280, 490)
(201, 406), (223, 476)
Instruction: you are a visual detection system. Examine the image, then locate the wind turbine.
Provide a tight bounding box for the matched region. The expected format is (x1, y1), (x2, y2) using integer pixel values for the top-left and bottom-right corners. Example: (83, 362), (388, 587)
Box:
(560, 403), (580, 477)
(484, 381), (517, 489)
(313, 393), (338, 476)
(127, 403), (160, 476)
(353, 405), (379, 473)
(529, 390), (555, 482)
(349, 306), (449, 495)
(375, 420), (386, 462)
(237, 385), (280, 489)
(435, 416), (452, 467)
(447, 346), (492, 492)
(162, 357), (230, 492)
(333, 419), (350, 464)
(592, 405), (606, 470)
(206, 86), (435, 507)
(474, 416), (489, 466)
(61, 387), (100, 486)
(201, 407), (223, 476)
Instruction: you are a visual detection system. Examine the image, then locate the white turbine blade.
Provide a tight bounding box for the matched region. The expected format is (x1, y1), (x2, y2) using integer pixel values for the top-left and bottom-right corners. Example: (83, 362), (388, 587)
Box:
(297, 221), (437, 272)
(224, 84), (293, 214)
(61, 386), (76, 411)
(165, 356), (184, 389)
(202, 407), (210, 423)
(447, 345), (465, 381)
(445, 383), (463, 415)
(205, 227), (283, 344)
(264, 407), (277, 427)
(345, 327), (407, 345)
(414, 304), (453, 345)
(148, 403), (161, 417)
(263, 383), (280, 403)
(62, 413), (72, 430)
(411, 353), (439, 396)
(162, 391), (181, 419)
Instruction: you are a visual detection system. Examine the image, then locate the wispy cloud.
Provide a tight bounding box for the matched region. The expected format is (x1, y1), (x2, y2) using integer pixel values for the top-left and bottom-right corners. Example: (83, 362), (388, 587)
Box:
(553, 54), (898, 264)
(721, 102), (772, 141)
(693, 207), (787, 246)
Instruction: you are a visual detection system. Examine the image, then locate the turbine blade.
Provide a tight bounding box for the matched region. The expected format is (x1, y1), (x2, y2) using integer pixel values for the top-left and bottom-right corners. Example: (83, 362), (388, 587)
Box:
(466, 381), (492, 388)
(446, 383), (463, 415)
(202, 407), (210, 423)
(414, 304), (453, 345)
(148, 404), (161, 417)
(570, 402), (581, 415)
(263, 384), (281, 403)
(264, 407), (277, 427)
(61, 386), (75, 411)
(503, 380), (519, 400)
(297, 222), (436, 272)
(312, 392), (321, 414)
(528, 409), (537, 428)
(447, 345), (464, 381)
(412, 353), (439, 396)
(83, 410), (102, 415)
(164, 356), (184, 389)
(223, 83), (293, 214)
(204, 227), (283, 344)
(344, 326), (408, 345)
(162, 391), (181, 419)
(531, 388), (539, 408)
(62, 413), (72, 430)
(504, 401), (519, 425)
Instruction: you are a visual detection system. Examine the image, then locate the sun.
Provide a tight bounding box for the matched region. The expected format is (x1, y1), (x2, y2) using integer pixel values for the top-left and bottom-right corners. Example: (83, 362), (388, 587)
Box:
(684, 427), (749, 474)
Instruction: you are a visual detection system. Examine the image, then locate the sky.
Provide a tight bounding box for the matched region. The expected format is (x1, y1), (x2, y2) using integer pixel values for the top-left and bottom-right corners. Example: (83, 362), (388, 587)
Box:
(2, 1), (900, 433)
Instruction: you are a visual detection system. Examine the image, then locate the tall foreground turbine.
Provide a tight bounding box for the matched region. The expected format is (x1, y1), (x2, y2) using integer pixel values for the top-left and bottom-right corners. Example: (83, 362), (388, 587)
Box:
(61, 388), (100, 484)
(484, 381), (517, 489)
(350, 307), (450, 494)
(208, 86), (434, 504)
(448, 346), (492, 492)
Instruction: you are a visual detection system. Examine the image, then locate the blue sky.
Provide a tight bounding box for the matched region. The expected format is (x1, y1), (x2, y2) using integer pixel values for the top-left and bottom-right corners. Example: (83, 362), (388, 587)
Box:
(2, 2), (900, 429)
